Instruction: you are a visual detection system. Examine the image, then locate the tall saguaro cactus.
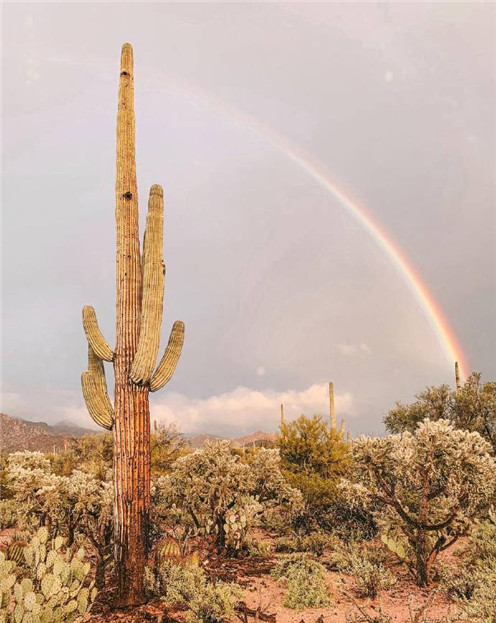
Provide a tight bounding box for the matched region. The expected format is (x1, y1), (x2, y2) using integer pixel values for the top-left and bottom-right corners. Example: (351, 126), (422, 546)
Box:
(81, 43), (185, 604)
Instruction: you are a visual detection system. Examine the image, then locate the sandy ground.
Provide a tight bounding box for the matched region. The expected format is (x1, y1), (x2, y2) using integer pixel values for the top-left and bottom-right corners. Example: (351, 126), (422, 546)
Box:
(1, 528), (465, 622)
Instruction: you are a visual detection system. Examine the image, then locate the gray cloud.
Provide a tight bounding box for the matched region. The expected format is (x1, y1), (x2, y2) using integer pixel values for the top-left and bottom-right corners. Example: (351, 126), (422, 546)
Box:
(2, 3), (495, 436)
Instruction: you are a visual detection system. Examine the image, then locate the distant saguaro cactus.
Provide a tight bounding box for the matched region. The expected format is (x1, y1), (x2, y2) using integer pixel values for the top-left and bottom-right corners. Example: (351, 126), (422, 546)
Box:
(81, 43), (184, 604)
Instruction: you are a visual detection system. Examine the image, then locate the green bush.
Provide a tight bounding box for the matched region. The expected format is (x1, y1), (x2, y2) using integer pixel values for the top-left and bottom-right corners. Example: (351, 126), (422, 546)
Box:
(384, 373), (496, 455)
(324, 539), (394, 598)
(0, 499), (18, 529)
(271, 553), (331, 609)
(145, 559), (241, 623)
(240, 539), (271, 559)
(346, 552), (395, 598)
(278, 414), (352, 528)
(275, 532), (331, 556)
(441, 520), (496, 621)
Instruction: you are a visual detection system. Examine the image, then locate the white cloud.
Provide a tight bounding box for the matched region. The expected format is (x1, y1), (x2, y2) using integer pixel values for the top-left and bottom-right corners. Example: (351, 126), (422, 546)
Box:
(2, 383), (354, 437)
(335, 343), (371, 356)
(1, 392), (23, 412)
(0, 388), (98, 430)
(151, 383), (354, 435)
(256, 366), (266, 376)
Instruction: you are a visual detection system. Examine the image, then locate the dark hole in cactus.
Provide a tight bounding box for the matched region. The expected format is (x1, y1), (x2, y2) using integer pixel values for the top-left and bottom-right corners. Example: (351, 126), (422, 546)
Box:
(120, 71), (129, 77)
(123, 192), (133, 200)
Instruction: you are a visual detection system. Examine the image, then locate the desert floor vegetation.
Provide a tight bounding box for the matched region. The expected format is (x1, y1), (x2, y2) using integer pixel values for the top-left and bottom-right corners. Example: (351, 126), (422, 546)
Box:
(1, 373), (495, 622)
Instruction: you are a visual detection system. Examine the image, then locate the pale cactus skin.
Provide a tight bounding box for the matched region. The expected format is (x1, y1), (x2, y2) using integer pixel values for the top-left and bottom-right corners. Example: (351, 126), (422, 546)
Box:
(0, 528), (96, 623)
(80, 43), (185, 604)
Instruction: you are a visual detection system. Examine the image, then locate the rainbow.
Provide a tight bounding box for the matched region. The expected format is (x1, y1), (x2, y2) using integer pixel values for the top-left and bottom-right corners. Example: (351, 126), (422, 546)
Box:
(162, 77), (469, 379)
(44, 55), (469, 379)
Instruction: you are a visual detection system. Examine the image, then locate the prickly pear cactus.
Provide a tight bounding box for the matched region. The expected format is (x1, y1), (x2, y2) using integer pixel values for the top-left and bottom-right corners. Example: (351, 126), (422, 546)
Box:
(380, 533), (407, 561)
(0, 528), (96, 623)
(223, 509), (248, 550)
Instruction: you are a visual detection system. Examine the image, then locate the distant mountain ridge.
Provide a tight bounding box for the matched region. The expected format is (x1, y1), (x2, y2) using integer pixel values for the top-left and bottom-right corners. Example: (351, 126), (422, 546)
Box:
(0, 413), (277, 453)
(0, 413), (85, 454)
(187, 430), (277, 449)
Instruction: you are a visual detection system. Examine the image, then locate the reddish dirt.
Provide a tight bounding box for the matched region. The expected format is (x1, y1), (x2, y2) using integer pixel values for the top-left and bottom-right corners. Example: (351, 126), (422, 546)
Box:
(83, 552), (464, 623)
(1, 528), (466, 623)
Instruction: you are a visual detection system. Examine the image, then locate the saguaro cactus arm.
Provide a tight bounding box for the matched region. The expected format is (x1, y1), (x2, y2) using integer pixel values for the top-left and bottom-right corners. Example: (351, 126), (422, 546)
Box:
(82, 306), (114, 362)
(149, 320), (185, 392)
(130, 185), (165, 385)
(81, 346), (114, 430)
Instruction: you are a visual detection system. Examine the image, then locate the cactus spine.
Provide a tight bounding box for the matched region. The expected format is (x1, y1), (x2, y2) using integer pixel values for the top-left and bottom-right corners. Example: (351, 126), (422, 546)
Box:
(81, 43), (184, 604)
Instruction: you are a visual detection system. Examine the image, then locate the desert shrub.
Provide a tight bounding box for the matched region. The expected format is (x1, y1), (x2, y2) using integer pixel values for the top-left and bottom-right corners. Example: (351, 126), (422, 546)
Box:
(324, 492), (378, 541)
(441, 519), (496, 621)
(275, 532), (331, 556)
(384, 373), (496, 455)
(462, 574), (496, 623)
(0, 527), (96, 623)
(145, 558), (241, 623)
(345, 551), (395, 598)
(151, 422), (188, 477)
(278, 415), (352, 527)
(348, 419), (496, 586)
(261, 507), (295, 534)
(275, 536), (300, 553)
(325, 538), (394, 597)
(240, 538), (271, 558)
(49, 434), (113, 480)
(0, 499), (18, 529)
(271, 553), (331, 609)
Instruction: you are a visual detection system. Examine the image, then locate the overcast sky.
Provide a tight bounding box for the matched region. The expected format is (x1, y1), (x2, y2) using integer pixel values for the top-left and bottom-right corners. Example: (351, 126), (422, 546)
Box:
(2, 2), (495, 436)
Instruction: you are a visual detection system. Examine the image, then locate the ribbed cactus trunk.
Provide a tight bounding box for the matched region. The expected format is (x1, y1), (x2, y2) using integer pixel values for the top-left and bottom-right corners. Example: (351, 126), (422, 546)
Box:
(113, 43), (150, 605)
(81, 43), (185, 605)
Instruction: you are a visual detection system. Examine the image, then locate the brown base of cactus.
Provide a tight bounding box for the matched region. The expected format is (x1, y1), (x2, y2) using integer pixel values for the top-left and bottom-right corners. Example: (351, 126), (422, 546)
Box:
(113, 383), (151, 605)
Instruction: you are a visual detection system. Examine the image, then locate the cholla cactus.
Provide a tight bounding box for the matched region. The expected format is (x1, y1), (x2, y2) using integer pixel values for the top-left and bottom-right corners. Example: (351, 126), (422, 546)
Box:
(350, 419), (496, 586)
(4, 452), (64, 532)
(80, 43), (185, 602)
(0, 528), (96, 623)
(3, 457), (113, 589)
(158, 441), (256, 550)
(156, 443), (301, 551)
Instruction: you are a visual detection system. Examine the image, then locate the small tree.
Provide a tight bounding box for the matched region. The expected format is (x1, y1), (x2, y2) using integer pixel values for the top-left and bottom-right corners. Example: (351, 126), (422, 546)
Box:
(350, 419), (496, 586)
(151, 422), (187, 477)
(384, 373), (496, 453)
(278, 414), (351, 512)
